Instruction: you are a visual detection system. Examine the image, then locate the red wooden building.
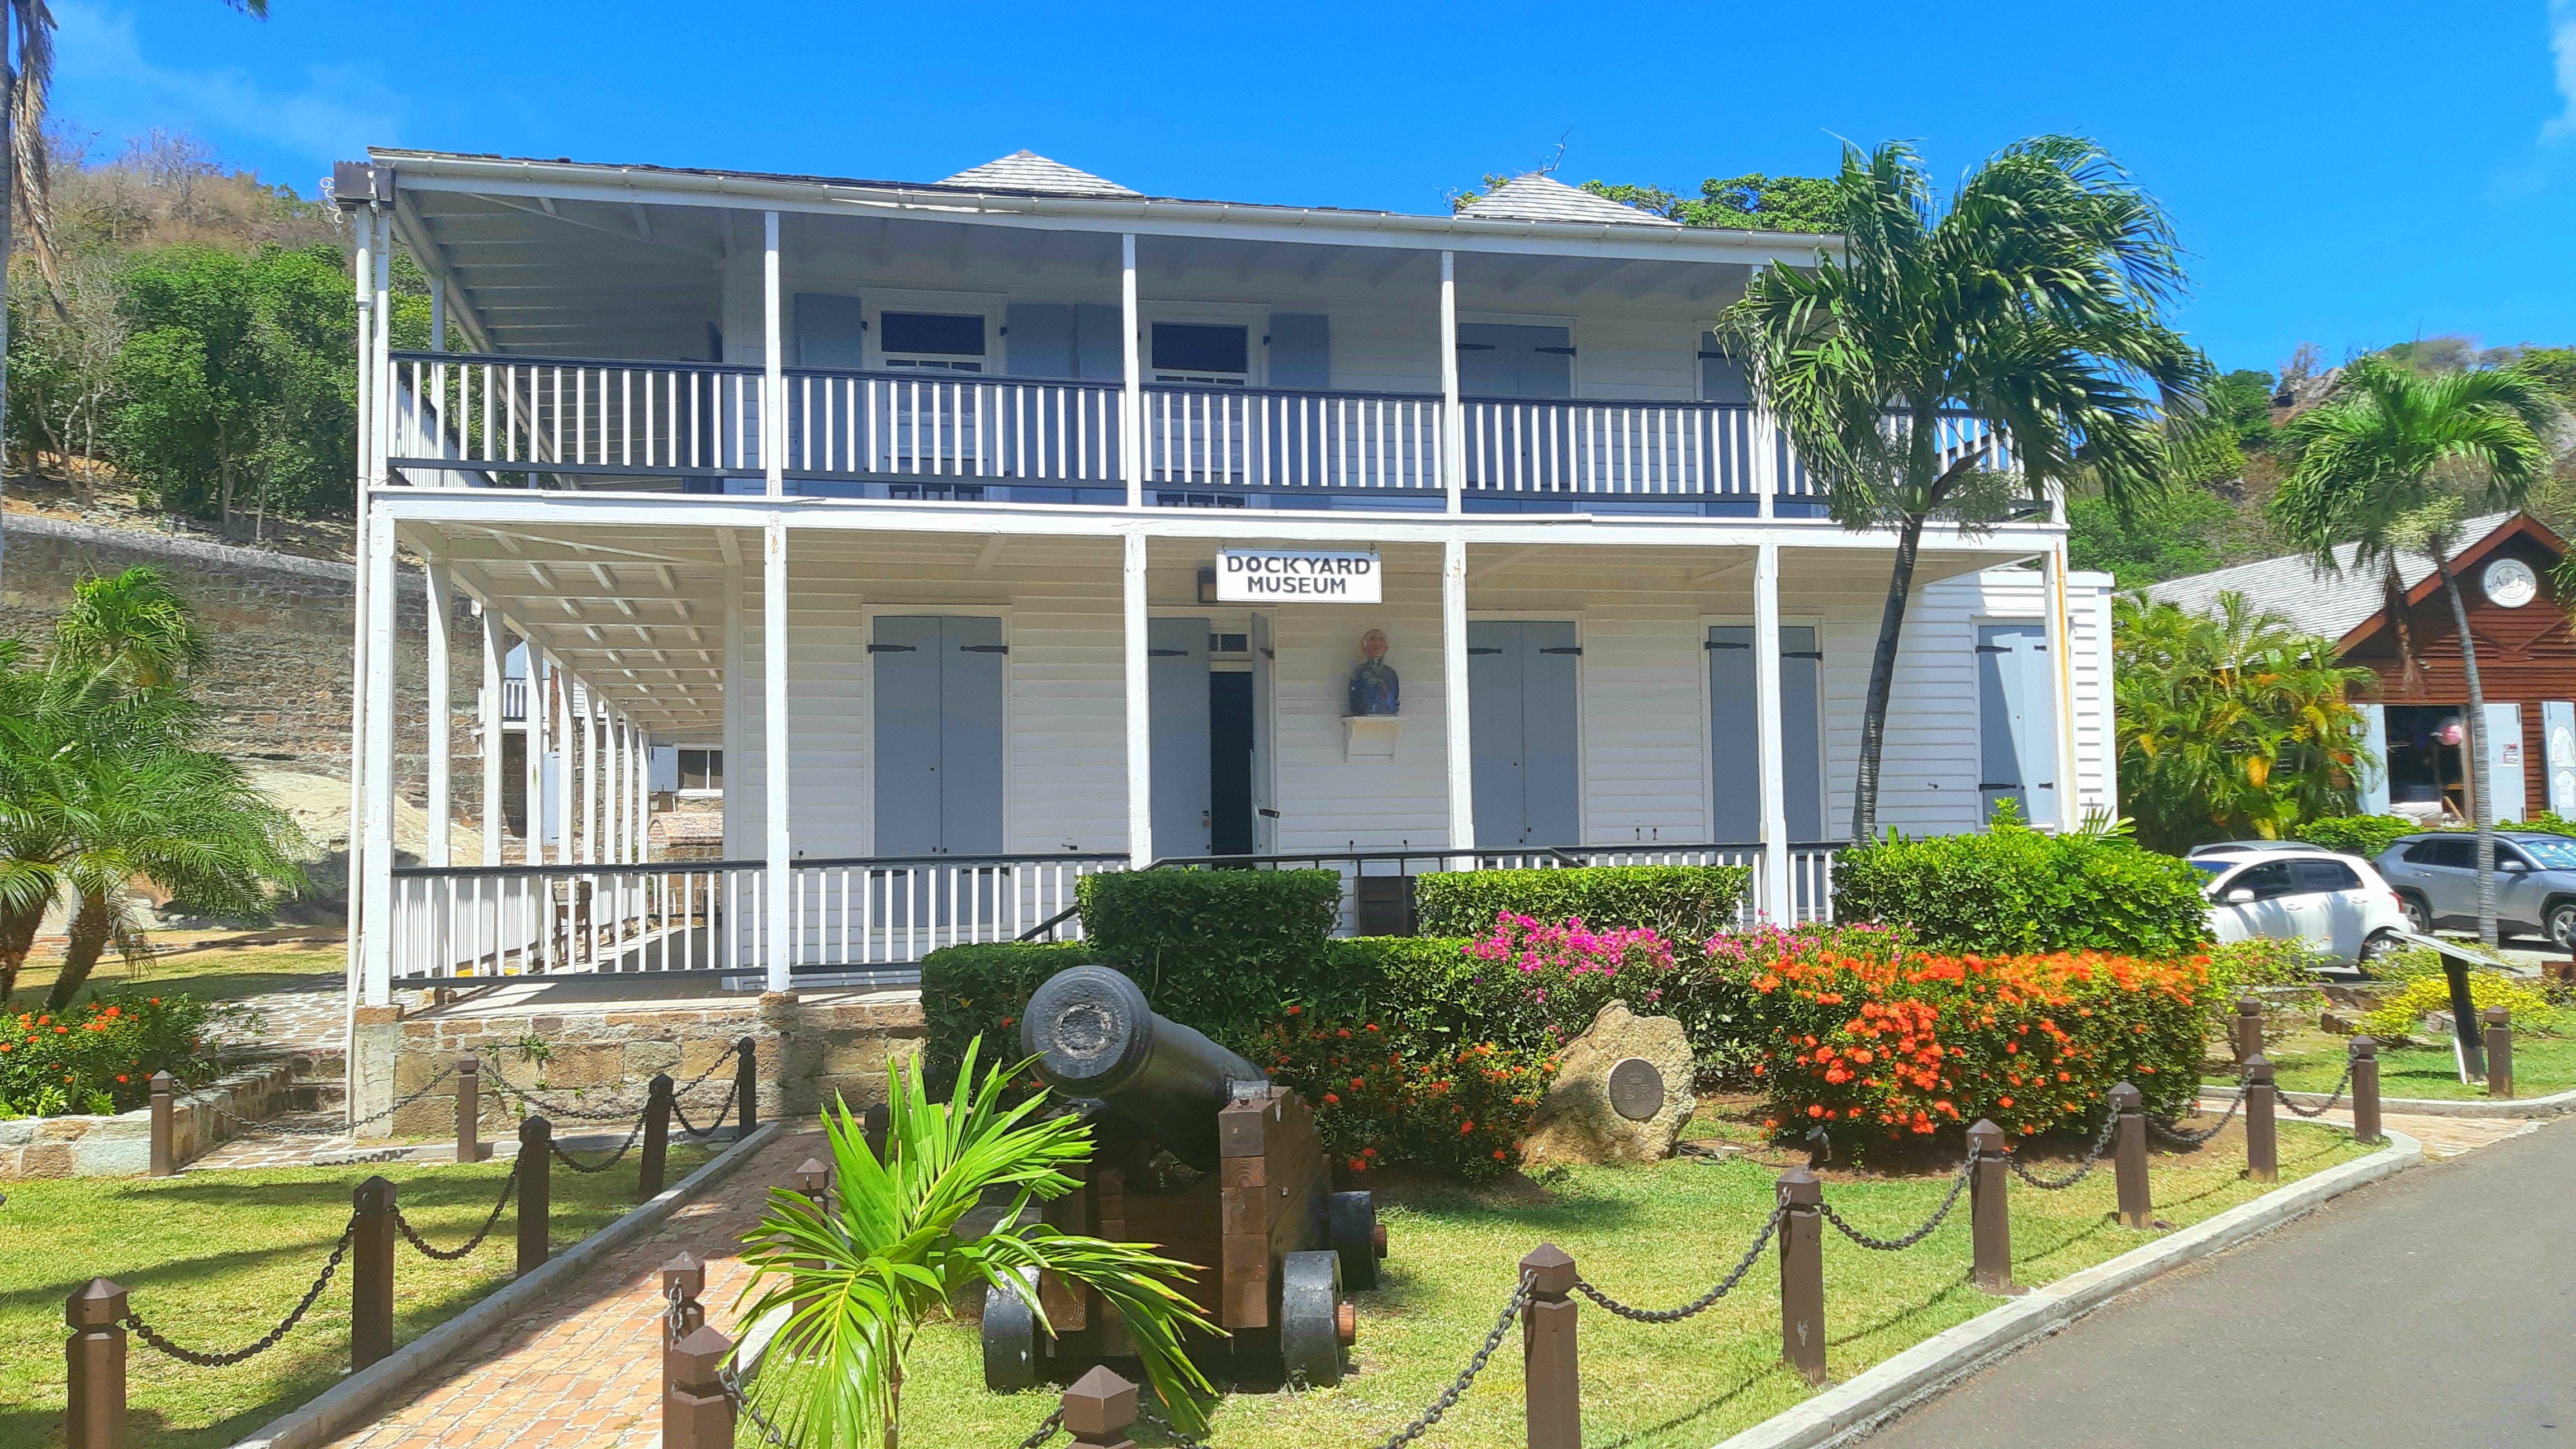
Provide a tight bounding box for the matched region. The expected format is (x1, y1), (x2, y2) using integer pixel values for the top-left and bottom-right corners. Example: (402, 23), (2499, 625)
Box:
(2151, 512), (2576, 824)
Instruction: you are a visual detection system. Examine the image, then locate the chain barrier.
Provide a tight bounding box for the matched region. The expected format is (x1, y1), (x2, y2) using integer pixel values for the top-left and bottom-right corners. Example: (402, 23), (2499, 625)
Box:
(172, 1066), (458, 1140)
(124, 1214), (358, 1366)
(1014, 1407), (1066, 1448)
(550, 1116), (648, 1174)
(720, 1362), (804, 1449)
(2147, 1090), (2243, 1145)
(2006, 1108), (2124, 1191)
(392, 1172), (517, 1261)
(664, 1280), (695, 1344)
(1818, 1150), (1976, 1251)
(1572, 1206), (1786, 1322)
(2272, 1062), (2356, 1119)
(670, 1078), (739, 1140)
(1356, 1276), (1531, 1449)
(485, 1048), (738, 1122)
(1135, 1403), (1213, 1449)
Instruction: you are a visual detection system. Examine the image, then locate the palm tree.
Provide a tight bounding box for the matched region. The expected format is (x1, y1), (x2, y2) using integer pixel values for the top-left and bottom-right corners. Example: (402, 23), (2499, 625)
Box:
(737, 1039), (1216, 1446)
(0, 0), (269, 589)
(1721, 137), (2209, 844)
(2111, 589), (2376, 853)
(2267, 356), (2564, 946)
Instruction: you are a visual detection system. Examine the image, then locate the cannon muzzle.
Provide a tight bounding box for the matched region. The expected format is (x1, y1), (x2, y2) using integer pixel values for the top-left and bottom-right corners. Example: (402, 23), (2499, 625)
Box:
(1020, 964), (1267, 1170)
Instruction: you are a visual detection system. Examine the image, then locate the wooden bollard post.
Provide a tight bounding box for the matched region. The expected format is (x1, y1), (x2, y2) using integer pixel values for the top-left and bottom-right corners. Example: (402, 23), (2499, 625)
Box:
(2109, 1082), (2152, 1229)
(1775, 1165), (1827, 1386)
(65, 1278), (127, 1449)
(2485, 1007), (2513, 1100)
(148, 1072), (174, 1178)
(662, 1323), (736, 1449)
(787, 1158), (831, 1343)
(639, 1074), (674, 1201)
(861, 1102), (891, 1165)
(2233, 996), (2264, 1066)
(2243, 1054), (2278, 1184)
(517, 1116), (553, 1275)
(1519, 1244), (1580, 1449)
(733, 1036), (760, 1137)
(352, 1176), (397, 1371)
(1968, 1120), (2015, 1294)
(456, 1054), (482, 1164)
(2350, 1036), (2383, 1145)
(1062, 1365), (1138, 1449)
(661, 1252), (707, 1344)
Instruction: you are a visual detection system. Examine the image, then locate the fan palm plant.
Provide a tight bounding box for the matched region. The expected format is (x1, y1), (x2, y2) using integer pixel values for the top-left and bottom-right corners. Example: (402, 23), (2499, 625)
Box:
(2112, 589), (2376, 853)
(735, 1038), (1216, 1447)
(2266, 356), (2564, 945)
(1720, 136), (2209, 843)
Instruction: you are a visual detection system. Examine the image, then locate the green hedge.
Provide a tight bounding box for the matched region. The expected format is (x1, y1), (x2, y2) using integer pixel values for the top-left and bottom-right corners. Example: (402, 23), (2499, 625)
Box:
(2288, 815), (2417, 859)
(1414, 864), (1754, 941)
(1832, 823), (2210, 956)
(917, 940), (1094, 1092)
(1074, 868), (1341, 1024)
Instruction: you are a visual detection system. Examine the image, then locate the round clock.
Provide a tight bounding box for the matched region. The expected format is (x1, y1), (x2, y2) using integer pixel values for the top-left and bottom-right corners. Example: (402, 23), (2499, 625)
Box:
(2483, 557), (2538, 609)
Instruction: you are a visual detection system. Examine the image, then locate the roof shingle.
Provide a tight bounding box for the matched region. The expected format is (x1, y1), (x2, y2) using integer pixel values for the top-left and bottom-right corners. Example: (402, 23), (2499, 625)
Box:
(1453, 173), (1680, 228)
(2143, 512), (2519, 642)
(936, 150), (1139, 197)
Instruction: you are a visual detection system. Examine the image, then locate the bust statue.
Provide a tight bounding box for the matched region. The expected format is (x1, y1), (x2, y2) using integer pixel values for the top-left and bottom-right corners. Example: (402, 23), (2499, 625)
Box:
(1347, 629), (1400, 717)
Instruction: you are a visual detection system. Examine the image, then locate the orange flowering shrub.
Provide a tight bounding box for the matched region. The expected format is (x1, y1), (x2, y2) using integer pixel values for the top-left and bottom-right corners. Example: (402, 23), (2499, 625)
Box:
(1257, 1018), (1553, 1181)
(0, 992), (234, 1117)
(1726, 946), (2210, 1142)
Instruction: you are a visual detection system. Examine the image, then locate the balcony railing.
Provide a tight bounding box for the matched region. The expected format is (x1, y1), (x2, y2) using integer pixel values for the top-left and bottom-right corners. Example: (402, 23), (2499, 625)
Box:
(383, 350), (2017, 512)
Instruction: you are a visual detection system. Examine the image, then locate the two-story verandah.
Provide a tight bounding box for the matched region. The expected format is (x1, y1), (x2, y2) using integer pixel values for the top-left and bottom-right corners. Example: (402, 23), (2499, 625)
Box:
(339, 149), (2117, 1010)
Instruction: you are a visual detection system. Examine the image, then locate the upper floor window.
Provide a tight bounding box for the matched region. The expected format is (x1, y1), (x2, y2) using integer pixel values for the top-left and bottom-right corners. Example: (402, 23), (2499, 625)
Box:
(881, 311), (986, 372)
(678, 748), (724, 794)
(1153, 323), (1248, 386)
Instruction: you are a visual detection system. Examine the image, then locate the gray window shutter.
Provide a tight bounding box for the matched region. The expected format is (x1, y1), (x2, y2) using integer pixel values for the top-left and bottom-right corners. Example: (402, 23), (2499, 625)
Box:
(873, 615), (946, 854)
(794, 293), (866, 368)
(1006, 304), (1073, 377)
(1267, 314), (1330, 390)
(941, 617), (1007, 855)
(1779, 626), (1825, 840)
(1521, 621), (1582, 847)
(1469, 621), (1524, 847)
(1708, 626), (1759, 841)
(1072, 304), (1124, 381)
(1700, 330), (1750, 404)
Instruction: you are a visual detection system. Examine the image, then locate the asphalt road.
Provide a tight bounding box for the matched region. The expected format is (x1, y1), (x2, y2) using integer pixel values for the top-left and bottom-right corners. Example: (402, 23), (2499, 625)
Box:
(1860, 1118), (2573, 1448)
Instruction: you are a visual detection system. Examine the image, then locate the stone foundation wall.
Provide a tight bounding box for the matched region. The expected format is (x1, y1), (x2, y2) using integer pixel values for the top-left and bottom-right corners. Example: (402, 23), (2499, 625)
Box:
(355, 990), (927, 1140)
(0, 1059), (299, 1177)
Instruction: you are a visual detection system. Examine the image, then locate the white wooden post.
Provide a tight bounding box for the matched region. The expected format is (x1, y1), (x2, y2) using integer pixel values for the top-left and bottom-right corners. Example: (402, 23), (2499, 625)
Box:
(1442, 538), (1476, 855)
(722, 534), (745, 868)
(1754, 404), (1778, 521)
(764, 211), (784, 498)
(359, 512), (398, 1006)
(424, 561), (452, 868)
(1439, 251), (1463, 514)
(608, 712), (626, 864)
(2044, 541), (2081, 826)
(1123, 533), (1153, 864)
(1120, 233), (1143, 508)
(480, 608), (504, 866)
(372, 212), (393, 486)
(581, 689), (599, 866)
(342, 214), (377, 1003)
(1754, 541), (1791, 922)
(553, 655), (575, 873)
(524, 651), (547, 865)
(763, 516), (792, 988)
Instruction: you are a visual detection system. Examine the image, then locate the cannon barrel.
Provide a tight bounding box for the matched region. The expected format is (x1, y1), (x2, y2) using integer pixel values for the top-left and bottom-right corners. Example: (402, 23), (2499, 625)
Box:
(1019, 965), (1267, 1170)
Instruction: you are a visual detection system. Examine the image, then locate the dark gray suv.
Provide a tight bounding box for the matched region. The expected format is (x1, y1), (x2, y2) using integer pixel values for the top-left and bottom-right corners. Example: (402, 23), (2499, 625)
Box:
(2372, 831), (2576, 946)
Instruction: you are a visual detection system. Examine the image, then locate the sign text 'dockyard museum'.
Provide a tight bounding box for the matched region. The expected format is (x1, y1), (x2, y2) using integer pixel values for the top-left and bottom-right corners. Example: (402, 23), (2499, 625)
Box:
(1214, 550), (1382, 603)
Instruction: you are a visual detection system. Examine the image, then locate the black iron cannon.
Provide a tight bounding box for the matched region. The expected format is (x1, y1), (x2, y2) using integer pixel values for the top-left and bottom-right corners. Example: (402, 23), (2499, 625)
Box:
(980, 964), (1385, 1391)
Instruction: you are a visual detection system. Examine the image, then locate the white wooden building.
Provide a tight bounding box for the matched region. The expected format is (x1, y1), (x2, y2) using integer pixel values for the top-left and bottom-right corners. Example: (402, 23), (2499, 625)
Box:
(332, 149), (2118, 1005)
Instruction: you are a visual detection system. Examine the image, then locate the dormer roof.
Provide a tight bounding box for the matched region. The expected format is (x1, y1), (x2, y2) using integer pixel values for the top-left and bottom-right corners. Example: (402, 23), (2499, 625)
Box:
(1455, 173), (1680, 228)
(936, 150), (1140, 197)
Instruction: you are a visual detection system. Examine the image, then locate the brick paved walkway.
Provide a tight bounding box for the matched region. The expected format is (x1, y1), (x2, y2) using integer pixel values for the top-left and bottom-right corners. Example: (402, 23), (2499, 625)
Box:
(2191, 1094), (2536, 1158)
(325, 1126), (822, 1449)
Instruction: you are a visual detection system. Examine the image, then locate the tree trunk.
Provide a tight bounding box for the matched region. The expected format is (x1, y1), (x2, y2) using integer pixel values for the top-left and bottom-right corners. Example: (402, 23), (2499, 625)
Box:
(2381, 556), (2422, 694)
(0, 896), (44, 1006)
(46, 888), (113, 1011)
(2432, 548), (2498, 947)
(1, 40), (15, 596)
(1850, 512), (1928, 844)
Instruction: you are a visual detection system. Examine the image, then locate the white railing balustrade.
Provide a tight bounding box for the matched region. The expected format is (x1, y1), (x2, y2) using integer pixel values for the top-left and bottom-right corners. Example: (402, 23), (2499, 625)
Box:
(783, 372), (1123, 482)
(1143, 385), (1442, 493)
(779, 855), (1123, 969)
(387, 861), (769, 980)
(1461, 399), (1765, 496)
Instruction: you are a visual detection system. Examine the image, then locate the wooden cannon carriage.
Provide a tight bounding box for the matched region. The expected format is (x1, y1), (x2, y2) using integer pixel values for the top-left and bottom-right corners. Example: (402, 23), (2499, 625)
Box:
(982, 965), (1386, 1390)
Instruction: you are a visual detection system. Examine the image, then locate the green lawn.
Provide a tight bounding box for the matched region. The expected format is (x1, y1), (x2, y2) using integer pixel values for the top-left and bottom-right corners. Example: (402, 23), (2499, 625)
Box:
(768, 1120), (2370, 1449)
(7, 945), (345, 1014)
(2270, 1035), (2576, 1101)
(0, 1145), (708, 1449)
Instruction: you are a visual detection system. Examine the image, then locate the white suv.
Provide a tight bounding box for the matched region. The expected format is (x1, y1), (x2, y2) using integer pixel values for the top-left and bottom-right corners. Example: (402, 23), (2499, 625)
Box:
(2189, 846), (2409, 965)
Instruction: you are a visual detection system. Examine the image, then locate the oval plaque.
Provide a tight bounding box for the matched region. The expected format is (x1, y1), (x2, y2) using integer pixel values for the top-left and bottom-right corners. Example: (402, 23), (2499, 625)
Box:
(1606, 1057), (1665, 1121)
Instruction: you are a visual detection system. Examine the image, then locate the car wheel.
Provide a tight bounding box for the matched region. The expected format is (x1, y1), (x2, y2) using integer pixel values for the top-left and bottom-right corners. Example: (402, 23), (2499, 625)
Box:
(2360, 930), (2404, 964)
(2398, 893), (2432, 934)
(2549, 902), (2576, 951)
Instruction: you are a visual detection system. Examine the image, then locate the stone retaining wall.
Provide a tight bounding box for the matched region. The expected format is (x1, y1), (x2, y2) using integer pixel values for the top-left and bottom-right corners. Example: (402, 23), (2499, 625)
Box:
(357, 989), (926, 1140)
(0, 1059), (299, 1177)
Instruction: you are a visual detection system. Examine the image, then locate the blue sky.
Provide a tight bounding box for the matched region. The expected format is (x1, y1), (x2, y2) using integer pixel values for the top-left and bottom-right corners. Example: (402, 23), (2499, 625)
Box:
(54, 0), (2570, 375)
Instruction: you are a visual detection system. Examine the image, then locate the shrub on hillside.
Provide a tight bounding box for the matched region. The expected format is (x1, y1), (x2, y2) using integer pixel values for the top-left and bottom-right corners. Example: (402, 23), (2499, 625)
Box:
(0, 992), (234, 1117)
(1831, 819), (2210, 956)
(1415, 864), (1753, 940)
(1726, 946), (2210, 1143)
